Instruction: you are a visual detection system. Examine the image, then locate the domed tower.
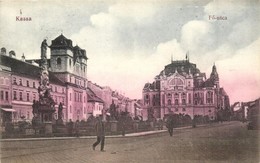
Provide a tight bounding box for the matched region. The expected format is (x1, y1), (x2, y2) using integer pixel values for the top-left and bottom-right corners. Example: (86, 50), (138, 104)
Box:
(210, 63), (219, 88)
(49, 34), (88, 80)
(49, 34), (74, 73)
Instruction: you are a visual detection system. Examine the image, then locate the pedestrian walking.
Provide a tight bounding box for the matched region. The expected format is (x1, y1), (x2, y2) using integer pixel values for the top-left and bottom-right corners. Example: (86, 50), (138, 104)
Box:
(166, 116), (174, 136)
(92, 115), (106, 152)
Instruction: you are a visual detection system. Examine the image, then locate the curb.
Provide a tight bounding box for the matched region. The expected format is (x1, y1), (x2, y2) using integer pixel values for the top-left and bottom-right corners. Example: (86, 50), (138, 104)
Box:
(0, 123), (220, 142)
(0, 130), (168, 142)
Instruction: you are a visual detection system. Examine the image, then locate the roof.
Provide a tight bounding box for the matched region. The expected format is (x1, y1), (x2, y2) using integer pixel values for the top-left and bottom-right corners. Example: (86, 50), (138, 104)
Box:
(73, 45), (88, 61)
(86, 88), (104, 103)
(0, 55), (65, 86)
(50, 34), (73, 50)
(161, 60), (200, 77)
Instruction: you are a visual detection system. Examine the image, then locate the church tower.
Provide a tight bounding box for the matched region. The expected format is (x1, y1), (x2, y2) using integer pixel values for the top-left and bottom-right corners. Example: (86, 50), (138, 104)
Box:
(49, 34), (74, 74)
(49, 34), (88, 84)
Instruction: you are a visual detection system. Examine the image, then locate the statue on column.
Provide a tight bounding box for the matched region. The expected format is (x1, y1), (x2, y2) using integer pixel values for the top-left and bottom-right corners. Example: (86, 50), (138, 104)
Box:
(41, 39), (48, 70)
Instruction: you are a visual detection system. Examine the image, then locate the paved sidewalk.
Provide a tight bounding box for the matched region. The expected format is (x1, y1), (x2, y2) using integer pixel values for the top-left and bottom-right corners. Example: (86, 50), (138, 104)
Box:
(0, 123), (212, 142)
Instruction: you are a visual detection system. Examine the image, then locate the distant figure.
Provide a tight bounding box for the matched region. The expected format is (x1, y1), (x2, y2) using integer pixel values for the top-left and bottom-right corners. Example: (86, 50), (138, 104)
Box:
(58, 102), (63, 120)
(166, 116), (174, 136)
(75, 120), (80, 137)
(67, 119), (74, 136)
(92, 115), (106, 152)
(158, 119), (164, 130)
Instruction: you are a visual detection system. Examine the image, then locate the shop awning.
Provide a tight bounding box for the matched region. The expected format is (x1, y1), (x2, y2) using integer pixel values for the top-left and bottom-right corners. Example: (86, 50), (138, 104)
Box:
(1, 108), (16, 112)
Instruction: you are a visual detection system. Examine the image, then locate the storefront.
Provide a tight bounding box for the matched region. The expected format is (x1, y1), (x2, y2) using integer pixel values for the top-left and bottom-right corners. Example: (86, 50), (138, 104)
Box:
(0, 107), (16, 125)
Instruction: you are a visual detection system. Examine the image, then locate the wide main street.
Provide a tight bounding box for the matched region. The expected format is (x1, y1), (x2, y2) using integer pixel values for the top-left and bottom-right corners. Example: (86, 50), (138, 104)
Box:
(0, 121), (259, 163)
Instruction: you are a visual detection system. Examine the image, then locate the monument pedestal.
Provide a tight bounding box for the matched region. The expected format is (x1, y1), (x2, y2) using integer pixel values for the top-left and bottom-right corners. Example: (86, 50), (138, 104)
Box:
(133, 120), (139, 132)
(110, 121), (118, 132)
(44, 122), (53, 134)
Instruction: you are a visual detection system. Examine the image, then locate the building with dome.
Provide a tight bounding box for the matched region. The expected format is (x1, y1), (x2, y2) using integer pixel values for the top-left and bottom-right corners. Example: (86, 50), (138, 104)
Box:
(142, 56), (230, 120)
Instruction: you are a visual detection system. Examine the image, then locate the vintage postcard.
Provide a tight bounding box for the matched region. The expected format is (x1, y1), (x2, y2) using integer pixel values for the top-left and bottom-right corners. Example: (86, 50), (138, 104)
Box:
(0, 0), (259, 162)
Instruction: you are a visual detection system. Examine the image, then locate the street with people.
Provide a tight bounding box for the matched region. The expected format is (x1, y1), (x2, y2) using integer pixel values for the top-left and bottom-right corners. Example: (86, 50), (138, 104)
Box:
(1, 121), (258, 163)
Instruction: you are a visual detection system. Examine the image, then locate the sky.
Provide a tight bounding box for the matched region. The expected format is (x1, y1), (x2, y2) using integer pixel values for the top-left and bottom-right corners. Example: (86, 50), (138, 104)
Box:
(0, 0), (260, 104)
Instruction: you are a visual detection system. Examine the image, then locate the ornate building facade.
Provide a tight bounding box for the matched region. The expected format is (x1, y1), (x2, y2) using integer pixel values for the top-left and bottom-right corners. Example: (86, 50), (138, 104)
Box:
(0, 34), (92, 123)
(142, 58), (230, 120)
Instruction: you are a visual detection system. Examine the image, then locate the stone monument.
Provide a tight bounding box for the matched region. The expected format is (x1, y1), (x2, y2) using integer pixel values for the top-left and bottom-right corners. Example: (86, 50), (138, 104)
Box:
(56, 102), (64, 125)
(32, 39), (56, 135)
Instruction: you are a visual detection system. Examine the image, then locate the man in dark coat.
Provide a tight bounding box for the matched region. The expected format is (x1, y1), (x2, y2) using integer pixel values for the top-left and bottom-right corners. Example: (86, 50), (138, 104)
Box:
(92, 115), (105, 151)
(166, 115), (174, 136)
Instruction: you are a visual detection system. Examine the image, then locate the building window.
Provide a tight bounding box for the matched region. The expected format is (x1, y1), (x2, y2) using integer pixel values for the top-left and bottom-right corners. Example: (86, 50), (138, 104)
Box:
(27, 93), (30, 101)
(182, 99), (186, 104)
(27, 80), (29, 87)
(146, 94), (149, 99)
(209, 110), (212, 112)
(14, 91), (17, 100)
(84, 107), (86, 114)
(167, 99), (171, 105)
(167, 93), (172, 98)
(33, 94), (36, 100)
(0, 78), (4, 85)
(57, 58), (61, 65)
(13, 77), (17, 84)
(33, 82), (35, 88)
(206, 91), (213, 104)
(19, 79), (22, 86)
(69, 59), (72, 67)
(175, 99), (179, 105)
(75, 93), (77, 102)
(5, 91), (8, 100)
(0, 91), (3, 100)
(19, 92), (23, 101)
(188, 93), (191, 104)
(175, 108), (178, 112)
(27, 111), (30, 119)
(182, 108), (186, 111)
(55, 87), (57, 92)
(70, 105), (72, 113)
(80, 94), (82, 102)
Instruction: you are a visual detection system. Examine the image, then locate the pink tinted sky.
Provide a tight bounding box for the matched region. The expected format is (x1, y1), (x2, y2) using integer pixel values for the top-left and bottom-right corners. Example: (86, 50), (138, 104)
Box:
(0, 0), (259, 104)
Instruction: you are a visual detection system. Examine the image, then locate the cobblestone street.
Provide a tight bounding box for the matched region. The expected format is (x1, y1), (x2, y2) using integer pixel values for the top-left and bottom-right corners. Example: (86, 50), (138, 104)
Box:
(1, 121), (259, 163)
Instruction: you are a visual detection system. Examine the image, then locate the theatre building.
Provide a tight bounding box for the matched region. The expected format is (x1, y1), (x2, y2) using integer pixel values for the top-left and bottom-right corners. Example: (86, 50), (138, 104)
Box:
(142, 57), (230, 120)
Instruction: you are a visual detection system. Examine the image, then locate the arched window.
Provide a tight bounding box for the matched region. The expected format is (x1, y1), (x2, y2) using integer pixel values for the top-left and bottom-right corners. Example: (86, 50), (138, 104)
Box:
(167, 99), (171, 105)
(175, 99), (179, 105)
(57, 58), (61, 65)
(182, 99), (186, 104)
(206, 91), (213, 104)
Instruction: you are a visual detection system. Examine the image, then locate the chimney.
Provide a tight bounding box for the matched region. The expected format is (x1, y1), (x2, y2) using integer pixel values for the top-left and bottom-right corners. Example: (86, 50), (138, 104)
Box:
(1, 47), (6, 55)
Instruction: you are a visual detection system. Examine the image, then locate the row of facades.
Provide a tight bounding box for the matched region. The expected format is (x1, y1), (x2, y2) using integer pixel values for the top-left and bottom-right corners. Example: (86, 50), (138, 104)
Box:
(0, 34), (141, 124)
(0, 34), (230, 124)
